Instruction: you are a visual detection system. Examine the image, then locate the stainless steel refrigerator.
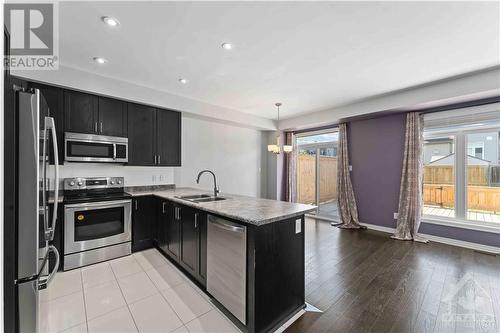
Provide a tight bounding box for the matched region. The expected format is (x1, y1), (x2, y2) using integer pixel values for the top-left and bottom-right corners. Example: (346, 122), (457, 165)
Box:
(15, 88), (60, 332)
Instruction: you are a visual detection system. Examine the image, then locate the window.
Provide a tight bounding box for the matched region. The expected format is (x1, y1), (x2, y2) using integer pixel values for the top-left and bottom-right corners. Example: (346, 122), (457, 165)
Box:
(466, 132), (499, 222)
(423, 104), (500, 231)
(423, 136), (456, 218)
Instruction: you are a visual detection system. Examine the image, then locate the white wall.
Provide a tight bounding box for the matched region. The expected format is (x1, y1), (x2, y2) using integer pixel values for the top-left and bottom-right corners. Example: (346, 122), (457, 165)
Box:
(14, 66), (268, 197)
(279, 67), (500, 130)
(13, 65), (275, 131)
(47, 163), (175, 188)
(47, 115), (265, 198)
(260, 131), (282, 200)
(174, 115), (263, 197)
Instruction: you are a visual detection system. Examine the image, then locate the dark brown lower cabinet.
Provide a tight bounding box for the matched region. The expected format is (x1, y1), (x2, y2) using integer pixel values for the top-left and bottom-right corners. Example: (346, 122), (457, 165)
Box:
(179, 207), (207, 284)
(132, 196), (156, 252)
(156, 198), (169, 252)
(165, 203), (182, 260)
(151, 198), (306, 333)
(156, 202), (207, 285)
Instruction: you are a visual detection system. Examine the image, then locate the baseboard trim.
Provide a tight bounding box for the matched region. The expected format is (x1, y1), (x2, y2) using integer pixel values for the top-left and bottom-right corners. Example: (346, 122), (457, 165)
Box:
(359, 222), (395, 234)
(360, 222), (500, 255)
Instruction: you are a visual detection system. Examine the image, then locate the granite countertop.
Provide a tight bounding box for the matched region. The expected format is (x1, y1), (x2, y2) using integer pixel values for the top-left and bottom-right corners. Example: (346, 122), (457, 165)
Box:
(126, 187), (316, 226)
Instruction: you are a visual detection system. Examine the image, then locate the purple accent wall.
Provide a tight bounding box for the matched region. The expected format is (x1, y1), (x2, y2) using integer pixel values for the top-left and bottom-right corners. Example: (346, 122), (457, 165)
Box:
(349, 113), (406, 228)
(348, 113), (500, 248)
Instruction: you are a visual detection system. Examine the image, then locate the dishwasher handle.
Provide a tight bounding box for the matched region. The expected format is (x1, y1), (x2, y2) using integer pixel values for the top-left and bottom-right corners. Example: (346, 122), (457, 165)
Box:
(210, 218), (245, 233)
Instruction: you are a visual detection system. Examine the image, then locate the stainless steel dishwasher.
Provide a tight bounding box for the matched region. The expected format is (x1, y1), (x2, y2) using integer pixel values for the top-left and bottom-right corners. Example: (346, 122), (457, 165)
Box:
(207, 215), (247, 324)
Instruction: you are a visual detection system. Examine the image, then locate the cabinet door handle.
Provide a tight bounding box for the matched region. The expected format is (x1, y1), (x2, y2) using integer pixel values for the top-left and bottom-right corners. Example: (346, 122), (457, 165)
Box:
(154, 155), (157, 165)
(94, 122), (98, 133)
(162, 202), (166, 214)
(194, 213), (199, 228)
(135, 200), (138, 210)
(100, 122), (103, 133)
(158, 155), (161, 165)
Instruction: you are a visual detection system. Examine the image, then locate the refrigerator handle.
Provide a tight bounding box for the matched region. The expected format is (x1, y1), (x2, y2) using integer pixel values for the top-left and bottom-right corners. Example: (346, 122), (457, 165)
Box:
(38, 245), (60, 290)
(46, 117), (59, 241)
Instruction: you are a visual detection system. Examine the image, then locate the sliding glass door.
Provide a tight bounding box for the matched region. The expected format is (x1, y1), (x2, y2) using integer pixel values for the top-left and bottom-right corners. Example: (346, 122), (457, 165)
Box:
(296, 129), (339, 220)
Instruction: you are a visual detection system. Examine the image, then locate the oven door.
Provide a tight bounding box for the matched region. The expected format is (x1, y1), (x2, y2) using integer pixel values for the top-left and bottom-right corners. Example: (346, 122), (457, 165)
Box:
(64, 199), (132, 254)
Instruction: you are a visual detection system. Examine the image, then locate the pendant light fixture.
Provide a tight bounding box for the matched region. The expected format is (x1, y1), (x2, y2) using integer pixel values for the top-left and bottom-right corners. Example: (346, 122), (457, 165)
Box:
(268, 103), (293, 154)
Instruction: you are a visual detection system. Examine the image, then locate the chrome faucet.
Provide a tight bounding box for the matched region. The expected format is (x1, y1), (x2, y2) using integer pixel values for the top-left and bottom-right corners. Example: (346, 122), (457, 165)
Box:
(196, 170), (220, 197)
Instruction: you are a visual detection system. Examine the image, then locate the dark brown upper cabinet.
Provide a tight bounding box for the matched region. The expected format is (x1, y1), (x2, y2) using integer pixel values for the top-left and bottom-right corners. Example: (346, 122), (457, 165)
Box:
(127, 103), (156, 166)
(64, 91), (128, 137)
(156, 108), (181, 166)
(127, 106), (181, 167)
(98, 97), (128, 137)
(64, 90), (98, 134)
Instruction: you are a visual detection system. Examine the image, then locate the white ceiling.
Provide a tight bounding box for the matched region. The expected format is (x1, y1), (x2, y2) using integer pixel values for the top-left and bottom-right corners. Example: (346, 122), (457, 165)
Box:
(58, 1), (500, 120)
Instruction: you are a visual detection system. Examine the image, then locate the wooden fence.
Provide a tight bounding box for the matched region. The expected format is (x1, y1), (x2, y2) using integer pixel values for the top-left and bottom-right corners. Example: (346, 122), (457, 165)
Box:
(424, 165), (488, 186)
(423, 184), (500, 213)
(297, 155), (337, 204)
(423, 165), (500, 212)
(295, 160), (499, 212)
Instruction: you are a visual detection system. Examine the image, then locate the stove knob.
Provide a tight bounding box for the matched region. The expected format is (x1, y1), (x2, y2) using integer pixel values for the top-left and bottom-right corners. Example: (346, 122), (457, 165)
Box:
(110, 180), (115, 185)
(69, 181), (75, 186)
(117, 180), (122, 185)
(77, 181), (83, 186)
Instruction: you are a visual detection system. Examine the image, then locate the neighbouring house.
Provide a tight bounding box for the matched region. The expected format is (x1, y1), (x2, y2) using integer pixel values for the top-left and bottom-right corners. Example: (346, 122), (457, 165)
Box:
(424, 133), (500, 166)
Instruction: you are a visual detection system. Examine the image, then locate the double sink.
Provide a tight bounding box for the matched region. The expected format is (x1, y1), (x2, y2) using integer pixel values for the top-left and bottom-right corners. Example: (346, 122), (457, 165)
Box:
(175, 194), (227, 203)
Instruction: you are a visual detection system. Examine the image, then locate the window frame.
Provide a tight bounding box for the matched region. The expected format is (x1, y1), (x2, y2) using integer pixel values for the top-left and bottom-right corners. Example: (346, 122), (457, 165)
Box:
(422, 126), (500, 234)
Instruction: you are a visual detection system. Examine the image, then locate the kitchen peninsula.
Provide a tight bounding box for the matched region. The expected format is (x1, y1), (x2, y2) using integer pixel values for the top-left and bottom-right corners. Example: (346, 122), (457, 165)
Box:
(127, 187), (316, 333)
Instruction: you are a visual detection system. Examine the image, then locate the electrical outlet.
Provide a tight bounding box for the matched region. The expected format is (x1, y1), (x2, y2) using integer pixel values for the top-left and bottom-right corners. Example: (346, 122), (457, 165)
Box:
(349, 165), (353, 171)
(393, 212), (398, 219)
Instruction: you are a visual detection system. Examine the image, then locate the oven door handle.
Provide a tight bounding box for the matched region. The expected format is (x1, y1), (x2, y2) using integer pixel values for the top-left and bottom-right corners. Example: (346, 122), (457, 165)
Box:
(64, 199), (132, 209)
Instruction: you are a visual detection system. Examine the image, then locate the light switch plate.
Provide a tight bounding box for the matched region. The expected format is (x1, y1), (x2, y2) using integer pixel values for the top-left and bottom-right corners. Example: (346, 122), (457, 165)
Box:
(295, 219), (301, 234)
(349, 165), (353, 171)
(393, 212), (398, 219)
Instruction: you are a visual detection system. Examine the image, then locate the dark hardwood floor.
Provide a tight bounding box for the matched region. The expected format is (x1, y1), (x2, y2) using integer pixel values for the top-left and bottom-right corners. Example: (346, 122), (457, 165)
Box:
(285, 218), (500, 333)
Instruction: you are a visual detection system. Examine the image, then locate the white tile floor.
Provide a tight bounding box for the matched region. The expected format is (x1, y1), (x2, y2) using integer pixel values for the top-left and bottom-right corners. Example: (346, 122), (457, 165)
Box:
(39, 248), (304, 333)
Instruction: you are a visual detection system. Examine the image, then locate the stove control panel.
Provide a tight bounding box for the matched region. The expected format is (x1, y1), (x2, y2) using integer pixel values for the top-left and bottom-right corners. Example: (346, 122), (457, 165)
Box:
(64, 177), (125, 190)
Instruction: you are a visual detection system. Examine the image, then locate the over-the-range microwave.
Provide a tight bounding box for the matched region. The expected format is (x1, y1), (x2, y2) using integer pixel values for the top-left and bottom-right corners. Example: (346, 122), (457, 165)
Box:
(65, 132), (128, 163)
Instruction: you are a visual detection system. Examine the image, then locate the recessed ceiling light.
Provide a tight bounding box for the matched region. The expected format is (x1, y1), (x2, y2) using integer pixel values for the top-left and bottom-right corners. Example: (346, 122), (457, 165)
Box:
(221, 43), (234, 50)
(93, 57), (108, 64)
(178, 78), (188, 84)
(102, 16), (120, 27)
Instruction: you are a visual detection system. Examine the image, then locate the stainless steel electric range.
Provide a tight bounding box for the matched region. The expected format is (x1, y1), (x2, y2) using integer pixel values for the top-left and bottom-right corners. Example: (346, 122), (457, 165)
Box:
(63, 177), (132, 270)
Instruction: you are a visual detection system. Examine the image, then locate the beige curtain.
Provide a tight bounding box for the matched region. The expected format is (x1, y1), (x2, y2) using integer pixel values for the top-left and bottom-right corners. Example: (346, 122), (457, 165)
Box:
(332, 123), (365, 229)
(285, 132), (297, 202)
(392, 113), (428, 242)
